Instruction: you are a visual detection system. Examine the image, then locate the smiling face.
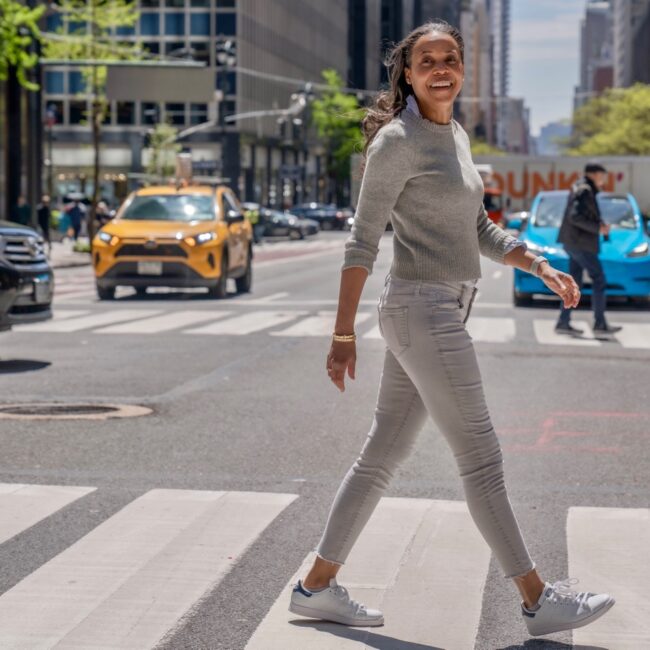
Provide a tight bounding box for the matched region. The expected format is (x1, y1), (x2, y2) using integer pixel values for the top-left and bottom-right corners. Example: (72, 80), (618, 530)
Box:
(404, 31), (464, 122)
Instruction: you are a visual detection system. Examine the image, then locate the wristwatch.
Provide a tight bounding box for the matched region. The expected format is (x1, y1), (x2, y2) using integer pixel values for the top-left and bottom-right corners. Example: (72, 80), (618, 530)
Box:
(530, 255), (548, 277)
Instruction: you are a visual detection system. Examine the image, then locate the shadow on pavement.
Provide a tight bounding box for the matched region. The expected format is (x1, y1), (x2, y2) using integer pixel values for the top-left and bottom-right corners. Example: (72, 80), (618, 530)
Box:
(0, 359), (51, 374)
(289, 619), (444, 649)
(498, 640), (608, 650)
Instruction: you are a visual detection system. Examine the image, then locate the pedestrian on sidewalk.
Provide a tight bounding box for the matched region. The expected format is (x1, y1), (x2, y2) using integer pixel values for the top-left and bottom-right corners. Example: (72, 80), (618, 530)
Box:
(555, 162), (621, 336)
(37, 194), (52, 253)
(66, 200), (85, 241)
(289, 21), (615, 639)
(10, 195), (31, 226)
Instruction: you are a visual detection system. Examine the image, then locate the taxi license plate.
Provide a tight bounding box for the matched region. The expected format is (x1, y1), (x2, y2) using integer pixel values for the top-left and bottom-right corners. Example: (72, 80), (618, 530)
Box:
(137, 261), (163, 275)
(34, 280), (51, 303)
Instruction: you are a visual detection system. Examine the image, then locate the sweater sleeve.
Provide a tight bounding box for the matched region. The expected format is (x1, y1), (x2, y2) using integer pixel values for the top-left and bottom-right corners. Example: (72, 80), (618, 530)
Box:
(342, 125), (411, 275)
(476, 203), (519, 264)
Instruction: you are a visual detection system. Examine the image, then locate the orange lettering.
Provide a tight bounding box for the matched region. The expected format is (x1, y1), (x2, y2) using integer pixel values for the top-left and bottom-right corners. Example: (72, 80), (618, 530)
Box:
(532, 171), (556, 195)
(492, 172), (506, 193)
(558, 171), (579, 189)
(603, 172), (616, 192)
(507, 171), (528, 199)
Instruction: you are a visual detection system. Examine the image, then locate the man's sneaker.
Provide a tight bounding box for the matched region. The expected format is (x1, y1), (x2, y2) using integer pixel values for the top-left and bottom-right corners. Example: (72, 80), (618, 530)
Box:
(289, 578), (384, 627)
(593, 323), (622, 335)
(555, 323), (584, 335)
(522, 579), (615, 637)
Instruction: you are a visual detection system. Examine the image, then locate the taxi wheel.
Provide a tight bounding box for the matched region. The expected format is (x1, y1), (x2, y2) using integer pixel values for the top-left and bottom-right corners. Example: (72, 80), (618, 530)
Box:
(236, 248), (253, 294)
(208, 252), (228, 299)
(97, 284), (115, 300)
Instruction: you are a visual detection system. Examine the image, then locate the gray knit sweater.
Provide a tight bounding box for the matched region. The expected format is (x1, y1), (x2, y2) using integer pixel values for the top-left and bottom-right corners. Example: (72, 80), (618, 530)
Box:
(342, 109), (517, 281)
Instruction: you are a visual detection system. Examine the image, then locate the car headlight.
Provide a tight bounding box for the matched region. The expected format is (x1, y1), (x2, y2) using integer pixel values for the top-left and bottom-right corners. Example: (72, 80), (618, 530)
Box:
(186, 231), (216, 246)
(97, 231), (119, 246)
(627, 242), (649, 258)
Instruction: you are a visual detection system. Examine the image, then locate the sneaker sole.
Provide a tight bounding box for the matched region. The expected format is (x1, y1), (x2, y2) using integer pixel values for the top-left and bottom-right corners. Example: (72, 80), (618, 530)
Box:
(527, 597), (615, 637)
(289, 601), (384, 627)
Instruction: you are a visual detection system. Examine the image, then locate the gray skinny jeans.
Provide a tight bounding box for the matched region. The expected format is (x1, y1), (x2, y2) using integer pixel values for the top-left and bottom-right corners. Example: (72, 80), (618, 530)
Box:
(317, 273), (534, 579)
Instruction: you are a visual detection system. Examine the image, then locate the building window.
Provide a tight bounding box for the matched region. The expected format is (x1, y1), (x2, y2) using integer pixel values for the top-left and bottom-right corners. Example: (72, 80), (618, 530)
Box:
(217, 0), (236, 7)
(190, 13), (210, 35)
(215, 12), (236, 35)
(190, 103), (208, 125)
(191, 0), (210, 6)
(140, 13), (160, 36)
(69, 71), (86, 94)
(102, 105), (112, 125)
(45, 71), (65, 94)
(165, 41), (185, 55)
(140, 0), (160, 6)
(46, 13), (62, 31)
(219, 99), (236, 123)
(69, 100), (87, 125)
(165, 12), (185, 35)
(116, 24), (135, 36)
(216, 70), (236, 94)
(117, 101), (136, 125)
(44, 100), (63, 126)
(166, 0), (185, 6)
(189, 41), (210, 64)
(142, 102), (160, 125)
(166, 103), (186, 126)
(142, 41), (160, 55)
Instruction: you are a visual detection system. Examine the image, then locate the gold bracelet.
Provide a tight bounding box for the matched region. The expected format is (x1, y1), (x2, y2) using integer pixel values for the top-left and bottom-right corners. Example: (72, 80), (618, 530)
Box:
(332, 333), (356, 342)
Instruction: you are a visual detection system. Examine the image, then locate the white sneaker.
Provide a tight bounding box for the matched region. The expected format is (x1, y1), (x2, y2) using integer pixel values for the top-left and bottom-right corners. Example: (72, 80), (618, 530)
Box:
(522, 579), (615, 636)
(289, 578), (384, 627)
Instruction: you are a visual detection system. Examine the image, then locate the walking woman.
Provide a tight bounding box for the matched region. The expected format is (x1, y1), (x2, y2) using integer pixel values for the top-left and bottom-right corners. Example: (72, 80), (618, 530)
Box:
(289, 22), (615, 638)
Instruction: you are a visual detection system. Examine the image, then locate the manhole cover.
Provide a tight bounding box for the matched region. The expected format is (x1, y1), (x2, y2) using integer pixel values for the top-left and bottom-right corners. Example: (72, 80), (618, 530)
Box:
(0, 403), (152, 420)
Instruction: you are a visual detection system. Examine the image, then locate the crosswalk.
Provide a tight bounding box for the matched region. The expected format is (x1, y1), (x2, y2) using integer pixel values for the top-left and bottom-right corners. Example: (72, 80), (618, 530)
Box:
(0, 483), (647, 649)
(13, 307), (650, 350)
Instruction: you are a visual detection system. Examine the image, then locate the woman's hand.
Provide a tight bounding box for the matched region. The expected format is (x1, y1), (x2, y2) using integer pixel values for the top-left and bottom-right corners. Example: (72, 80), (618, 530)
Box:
(326, 340), (356, 393)
(539, 263), (581, 308)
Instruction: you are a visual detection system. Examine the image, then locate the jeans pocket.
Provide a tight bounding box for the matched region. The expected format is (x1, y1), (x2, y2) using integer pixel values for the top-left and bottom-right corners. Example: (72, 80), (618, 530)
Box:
(379, 306), (410, 357)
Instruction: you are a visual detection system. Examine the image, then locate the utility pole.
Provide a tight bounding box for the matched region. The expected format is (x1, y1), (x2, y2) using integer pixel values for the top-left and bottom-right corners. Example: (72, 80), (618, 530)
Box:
(4, 66), (22, 221)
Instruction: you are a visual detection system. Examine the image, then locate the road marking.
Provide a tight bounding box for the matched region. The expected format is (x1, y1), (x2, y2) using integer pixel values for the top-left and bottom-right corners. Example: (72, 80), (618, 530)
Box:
(94, 310), (231, 334)
(610, 322), (650, 349)
(533, 320), (602, 346)
(271, 311), (373, 337)
(242, 291), (290, 303)
(467, 317), (516, 342)
(16, 309), (161, 333)
(492, 270), (503, 279)
(185, 310), (308, 335)
(0, 484), (95, 545)
(246, 498), (491, 650)
(50, 309), (89, 320)
(569, 507), (650, 649)
(0, 489), (297, 650)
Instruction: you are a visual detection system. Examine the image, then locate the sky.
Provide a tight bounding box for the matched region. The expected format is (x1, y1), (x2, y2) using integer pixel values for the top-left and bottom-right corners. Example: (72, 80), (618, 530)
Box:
(510, 0), (585, 136)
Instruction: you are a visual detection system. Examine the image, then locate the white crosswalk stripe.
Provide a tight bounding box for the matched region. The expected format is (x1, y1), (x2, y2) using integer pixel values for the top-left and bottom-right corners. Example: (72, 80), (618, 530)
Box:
(467, 317), (516, 342)
(0, 485), (647, 648)
(247, 498), (492, 650)
(270, 311), (373, 337)
(533, 319), (602, 347)
(0, 487), (296, 650)
(185, 310), (308, 335)
(610, 322), (650, 349)
(94, 310), (232, 334)
(17, 309), (160, 333)
(569, 506), (650, 649)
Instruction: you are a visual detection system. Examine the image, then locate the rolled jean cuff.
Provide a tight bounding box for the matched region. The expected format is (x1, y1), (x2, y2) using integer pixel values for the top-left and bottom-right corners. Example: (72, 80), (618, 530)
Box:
(504, 560), (536, 580)
(314, 549), (345, 566)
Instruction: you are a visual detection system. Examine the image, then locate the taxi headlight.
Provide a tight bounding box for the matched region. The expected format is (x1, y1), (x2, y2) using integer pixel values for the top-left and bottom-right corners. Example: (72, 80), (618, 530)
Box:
(186, 231), (217, 246)
(627, 242), (649, 258)
(97, 231), (119, 246)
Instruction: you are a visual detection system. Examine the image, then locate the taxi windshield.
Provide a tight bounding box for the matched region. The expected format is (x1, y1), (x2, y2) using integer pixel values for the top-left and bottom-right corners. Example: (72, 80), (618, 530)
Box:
(121, 194), (214, 222)
(533, 194), (637, 230)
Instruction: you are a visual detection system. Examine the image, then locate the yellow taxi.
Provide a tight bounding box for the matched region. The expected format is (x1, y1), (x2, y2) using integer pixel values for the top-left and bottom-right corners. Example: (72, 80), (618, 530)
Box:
(92, 183), (253, 299)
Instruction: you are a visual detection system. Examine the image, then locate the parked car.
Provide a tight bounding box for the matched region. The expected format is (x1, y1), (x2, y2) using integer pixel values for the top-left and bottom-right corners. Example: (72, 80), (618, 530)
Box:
(92, 183), (253, 299)
(0, 221), (54, 331)
(288, 203), (352, 230)
(513, 190), (650, 306)
(260, 209), (319, 240)
(504, 211), (530, 231)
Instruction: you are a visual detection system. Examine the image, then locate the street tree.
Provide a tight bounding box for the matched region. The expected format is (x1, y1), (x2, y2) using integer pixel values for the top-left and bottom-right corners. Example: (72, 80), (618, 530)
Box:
(145, 122), (181, 180)
(470, 138), (506, 157)
(0, 0), (43, 89)
(568, 83), (650, 155)
(311, 69), (364, 204)
(42, 0), (140, 240)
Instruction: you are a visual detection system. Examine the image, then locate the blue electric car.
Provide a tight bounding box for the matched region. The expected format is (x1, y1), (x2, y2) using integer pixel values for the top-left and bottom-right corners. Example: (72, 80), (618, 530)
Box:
(512, 190), (650, 306)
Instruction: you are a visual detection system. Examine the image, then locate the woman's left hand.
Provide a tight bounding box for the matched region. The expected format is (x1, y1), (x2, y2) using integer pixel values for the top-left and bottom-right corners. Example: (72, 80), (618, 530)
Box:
(539, 263), (581, 308)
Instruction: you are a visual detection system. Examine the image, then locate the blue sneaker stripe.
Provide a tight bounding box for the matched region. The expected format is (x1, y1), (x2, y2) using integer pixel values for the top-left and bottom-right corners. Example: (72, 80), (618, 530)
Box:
(293, 580), (312, 598)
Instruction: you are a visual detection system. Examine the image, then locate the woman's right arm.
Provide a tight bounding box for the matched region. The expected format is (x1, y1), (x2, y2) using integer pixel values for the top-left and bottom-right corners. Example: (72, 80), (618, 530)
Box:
(327, 124), (411, 393)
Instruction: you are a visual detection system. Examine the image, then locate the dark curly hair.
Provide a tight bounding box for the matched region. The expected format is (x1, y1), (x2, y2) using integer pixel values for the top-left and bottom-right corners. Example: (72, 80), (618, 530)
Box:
(362, 21), (464, 158)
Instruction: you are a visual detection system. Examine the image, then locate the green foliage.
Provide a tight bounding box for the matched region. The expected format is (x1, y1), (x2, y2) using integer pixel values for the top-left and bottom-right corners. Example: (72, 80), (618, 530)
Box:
(568, 84), (650, 155)
(145, 122), (182, 179)
(470, 138), (506, 156)
(0, 0), (44, 89)
(311, 69), (364, 183)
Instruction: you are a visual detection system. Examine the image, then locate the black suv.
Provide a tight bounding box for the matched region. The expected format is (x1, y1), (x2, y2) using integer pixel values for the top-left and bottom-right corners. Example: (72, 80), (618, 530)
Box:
(0, 221), (53, 331)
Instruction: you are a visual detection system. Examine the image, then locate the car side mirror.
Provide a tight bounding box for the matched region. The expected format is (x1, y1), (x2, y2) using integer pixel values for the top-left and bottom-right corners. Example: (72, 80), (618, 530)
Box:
(226, 209), (244, 223)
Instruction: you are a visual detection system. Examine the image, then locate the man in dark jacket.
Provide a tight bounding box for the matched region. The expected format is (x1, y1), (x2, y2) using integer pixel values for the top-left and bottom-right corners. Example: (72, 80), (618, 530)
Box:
(556, 162), (621, 335)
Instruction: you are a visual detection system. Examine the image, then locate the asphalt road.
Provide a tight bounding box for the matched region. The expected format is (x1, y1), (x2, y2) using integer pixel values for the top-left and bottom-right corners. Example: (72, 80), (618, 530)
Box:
(1, 231), (648, 650)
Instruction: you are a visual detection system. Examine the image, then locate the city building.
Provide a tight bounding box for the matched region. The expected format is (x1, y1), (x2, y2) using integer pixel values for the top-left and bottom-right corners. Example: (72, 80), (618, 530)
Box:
(535, 120), (571, 157)
(40, 0), (350, 207)
(574, 0), (614, 109)
(613, 0), (650, 87)
(489, 0), (511, 150)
